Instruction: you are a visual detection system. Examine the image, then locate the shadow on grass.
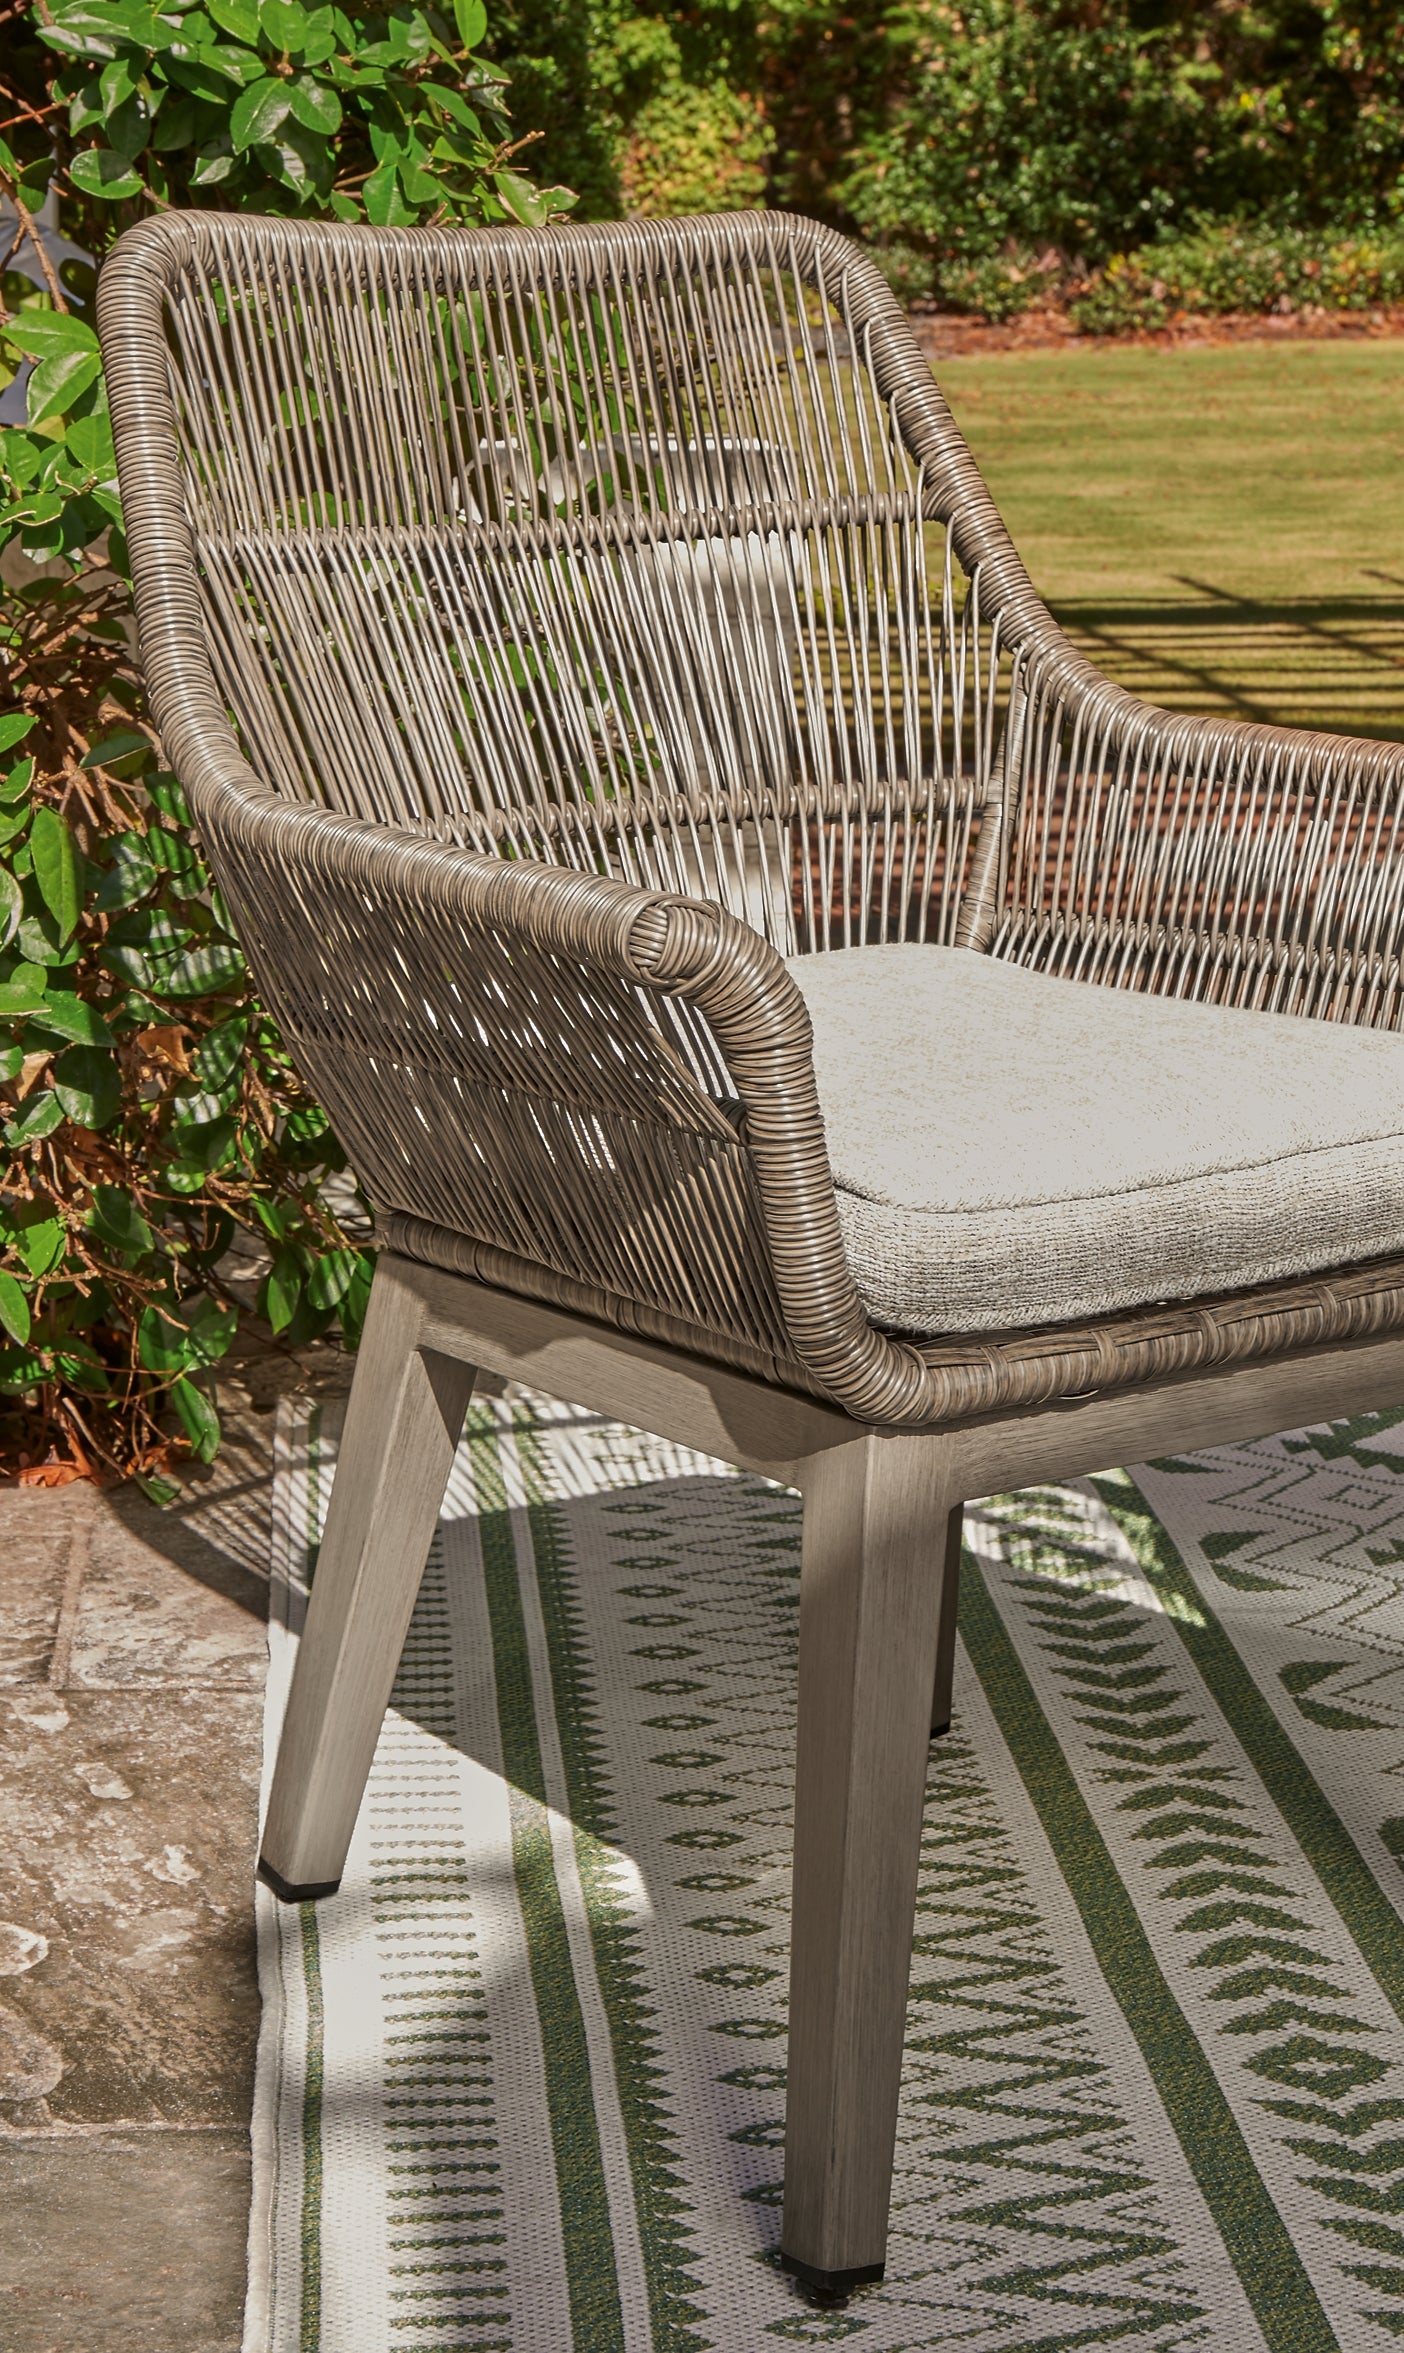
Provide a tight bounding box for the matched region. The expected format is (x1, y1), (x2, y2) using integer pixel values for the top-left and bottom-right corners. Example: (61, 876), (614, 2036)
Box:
(1049, 580), (1404, 742)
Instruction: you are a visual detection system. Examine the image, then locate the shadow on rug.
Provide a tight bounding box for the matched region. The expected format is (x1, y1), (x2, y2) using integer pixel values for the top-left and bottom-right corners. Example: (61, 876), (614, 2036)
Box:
(244, 1389), (1404, 2352)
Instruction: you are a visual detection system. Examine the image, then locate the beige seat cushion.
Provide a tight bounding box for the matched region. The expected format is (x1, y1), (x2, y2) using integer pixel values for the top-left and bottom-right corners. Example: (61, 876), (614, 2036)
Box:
(786, 944), (1404, 1336)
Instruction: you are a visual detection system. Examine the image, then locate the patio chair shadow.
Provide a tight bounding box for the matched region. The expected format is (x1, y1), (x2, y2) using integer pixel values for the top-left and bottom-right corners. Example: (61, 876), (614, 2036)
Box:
(1049, 581), (1404, 743)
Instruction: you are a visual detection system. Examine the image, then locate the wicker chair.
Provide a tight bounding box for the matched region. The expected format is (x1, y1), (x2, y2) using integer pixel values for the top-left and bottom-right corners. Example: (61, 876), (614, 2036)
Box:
(100, 210), (1404, 2298)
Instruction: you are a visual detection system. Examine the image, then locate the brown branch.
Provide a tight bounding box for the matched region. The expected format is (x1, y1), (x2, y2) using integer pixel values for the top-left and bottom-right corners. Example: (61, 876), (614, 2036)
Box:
(0, 170), (68, 312)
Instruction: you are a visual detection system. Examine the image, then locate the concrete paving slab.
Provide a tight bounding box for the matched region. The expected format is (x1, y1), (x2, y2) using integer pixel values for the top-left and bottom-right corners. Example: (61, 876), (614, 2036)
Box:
(72, 1502), (269, 1688)
(0, 2129), (251, 2352)
(0, 1488), (86, 1687)
(0, 1687), (262, 2126)
(0, 1359), (350, 2341)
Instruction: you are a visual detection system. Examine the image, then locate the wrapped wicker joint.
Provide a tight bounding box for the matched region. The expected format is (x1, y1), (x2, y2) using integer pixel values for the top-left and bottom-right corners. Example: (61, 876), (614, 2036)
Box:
(100, 210), (1404, 2299)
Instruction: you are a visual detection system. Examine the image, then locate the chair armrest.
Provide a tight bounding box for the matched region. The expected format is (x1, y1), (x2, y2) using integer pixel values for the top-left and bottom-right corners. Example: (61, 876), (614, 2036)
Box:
(990, 631), (1404, 1014)
(193, 771), (932, 1422)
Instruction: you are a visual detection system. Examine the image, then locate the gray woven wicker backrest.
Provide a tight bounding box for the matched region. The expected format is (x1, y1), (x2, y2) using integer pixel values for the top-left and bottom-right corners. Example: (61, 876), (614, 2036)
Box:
(152, 210), (1013, 954)
(108, 209), (1404, 1041)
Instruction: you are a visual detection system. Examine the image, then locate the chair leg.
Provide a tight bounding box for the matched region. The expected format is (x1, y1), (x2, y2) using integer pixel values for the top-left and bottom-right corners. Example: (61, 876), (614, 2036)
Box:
(258, 1255), (477, 1902)
(930, 1504), (963, 1737)
(781, 1432), (961, 2296)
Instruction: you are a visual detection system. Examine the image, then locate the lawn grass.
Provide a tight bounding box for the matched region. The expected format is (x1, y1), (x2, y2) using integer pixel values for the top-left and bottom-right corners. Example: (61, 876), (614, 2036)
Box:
(934, 340), (1404, 742)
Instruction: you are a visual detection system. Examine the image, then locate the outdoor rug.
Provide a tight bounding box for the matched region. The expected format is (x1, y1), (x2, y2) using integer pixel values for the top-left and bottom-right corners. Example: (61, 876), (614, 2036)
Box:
(243, 1388), (1404, 2353)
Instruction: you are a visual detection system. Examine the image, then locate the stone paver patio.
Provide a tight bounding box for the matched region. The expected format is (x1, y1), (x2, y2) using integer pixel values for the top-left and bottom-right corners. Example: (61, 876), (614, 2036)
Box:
(0, 1339), (350, 2351)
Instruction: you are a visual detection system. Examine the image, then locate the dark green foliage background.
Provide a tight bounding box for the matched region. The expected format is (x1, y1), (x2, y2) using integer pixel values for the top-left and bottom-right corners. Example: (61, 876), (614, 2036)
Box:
(0, 0), (568, 1485)
(478, 2), (1404, 295)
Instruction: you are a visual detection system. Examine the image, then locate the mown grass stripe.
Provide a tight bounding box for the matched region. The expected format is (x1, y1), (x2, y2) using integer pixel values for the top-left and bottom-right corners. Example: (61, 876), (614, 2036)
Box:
(473, 1423), (627, 2353)
(961, 1553), (1337, 2353)
(1102, 1473), (1404, 2029)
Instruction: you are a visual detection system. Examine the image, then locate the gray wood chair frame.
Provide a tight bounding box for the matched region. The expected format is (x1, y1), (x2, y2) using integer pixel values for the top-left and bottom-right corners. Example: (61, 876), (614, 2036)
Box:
(98, 207), (1404, 2299)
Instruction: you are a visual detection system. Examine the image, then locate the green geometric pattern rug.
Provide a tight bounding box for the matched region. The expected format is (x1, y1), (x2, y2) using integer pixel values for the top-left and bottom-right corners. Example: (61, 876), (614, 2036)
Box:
(243, 1390), (1404, 2353)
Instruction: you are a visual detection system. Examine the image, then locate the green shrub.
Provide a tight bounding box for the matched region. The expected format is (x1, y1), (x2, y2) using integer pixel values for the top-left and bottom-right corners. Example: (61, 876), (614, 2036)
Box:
(0, 0), (568, 1486)
(1070, 221), (1404, 335)
(933, 246), (1065, 322)
(765, 0), (1404, 300)
(483, 0), (762, 218)
(620, 81), (769, 218)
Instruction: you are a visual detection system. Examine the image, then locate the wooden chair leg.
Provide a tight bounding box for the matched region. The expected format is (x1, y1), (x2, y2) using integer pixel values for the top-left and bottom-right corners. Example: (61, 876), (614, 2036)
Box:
(781, 1431), (961, 2296)
(930, 1504), (963, 1737)
(258, 1255), (477, 1902)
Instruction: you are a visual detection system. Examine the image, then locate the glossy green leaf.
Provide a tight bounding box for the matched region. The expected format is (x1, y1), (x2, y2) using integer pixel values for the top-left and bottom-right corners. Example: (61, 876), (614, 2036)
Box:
(190, 136), (236, 183)
(27, 992), (113, 1047)
(287, 71), (340, 131)
(26, 346), (105, 427)
(99, 52), (139, 109)
(0, 317), (92, 367)
(64, 412), (117, 474)
(182, 1295), (238, 1366)
(30, 806), (83, 941)
(452, 0), (485, 47)
(230, 73), (292, 148)
(81, 729), (151, 769)
(364, 158), (410, 223)
(69, 145), (147, 199)
(4, 1092), (64, 1147)
(0, 964), (50, 1020)
(89, 1184), (155, 1256)
(170, 1374), (220, 1461)
(262, 0), (309, 40)
(0, 1273), (32, 1348)
(337, 1255), (373, 1348)
(158, 942), (246, 997)
(13, 1213), (66, 1277)
(16, 911), (74, 970)
(192, 1014), (249, 1089)
(1, 756), (36, 805)
(180, 1112), (237, 1169)
(206, 0), (260, 40)
(0, 714), (38, 754)
(161, 1161), (209, 1196)
(164, 49), (244, 97)
(93, 834), (158, 912)
(136, 1302), (190, 1372)
(0, 315), (97, 364)
(134, 1470), (182, 1506)
(264, 1246), (302, 1333)
(0, 871), (21, 952)
(141, 769), (188, 820)
(38, 8), (124, 59)
(105, 90), (155, 158)
(305, 1246), (361, 1310)
(53, 1043), (122, 1130)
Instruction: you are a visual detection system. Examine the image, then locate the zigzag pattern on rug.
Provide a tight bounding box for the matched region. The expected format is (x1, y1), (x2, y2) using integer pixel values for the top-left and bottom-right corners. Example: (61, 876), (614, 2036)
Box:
(245, 1395), (1404, 2353)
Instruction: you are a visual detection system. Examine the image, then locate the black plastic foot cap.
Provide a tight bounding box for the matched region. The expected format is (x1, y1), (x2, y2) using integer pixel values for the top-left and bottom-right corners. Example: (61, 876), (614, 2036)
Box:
(779, 2250), (884, 2305)
(258, 1855), (341, 1905)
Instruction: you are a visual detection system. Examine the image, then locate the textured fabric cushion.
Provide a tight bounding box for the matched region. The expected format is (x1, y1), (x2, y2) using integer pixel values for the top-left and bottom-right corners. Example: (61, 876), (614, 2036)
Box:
(786, 944), (1404, 1336)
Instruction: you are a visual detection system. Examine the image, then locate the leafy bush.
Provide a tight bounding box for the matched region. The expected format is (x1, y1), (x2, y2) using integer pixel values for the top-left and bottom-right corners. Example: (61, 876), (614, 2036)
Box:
(765, 0), (1404, 297)
(619, 81), (769, 218)
(482, 0), (763, 219)
(1071, 221), (1404, 335)
(932, 245), (1067, 322)
(0, 0), (568, 1486)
